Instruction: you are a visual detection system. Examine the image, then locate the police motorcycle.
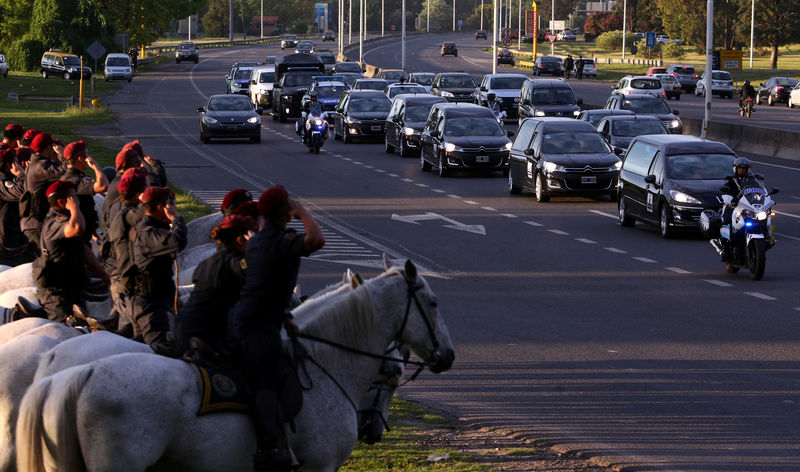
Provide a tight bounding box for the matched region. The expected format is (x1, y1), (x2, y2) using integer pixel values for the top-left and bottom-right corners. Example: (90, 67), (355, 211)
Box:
(700, 172), (779, 281)
(296, 108), (329, 154)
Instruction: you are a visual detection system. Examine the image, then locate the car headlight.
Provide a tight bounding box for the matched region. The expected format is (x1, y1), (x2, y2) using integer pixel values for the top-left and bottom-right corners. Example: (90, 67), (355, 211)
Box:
(534, 110), (545, 117)
(124, 68), (131, 72)
(543, 161), (564, 173)
(403, 127), (416, 136)
(504, 142), (512, 150)
(440, 91), (454, 98)
(756, 211), (768, 220)
(444, 142), (457, 152)
(247, 116), (260, 124)
(203, 116), (218, 124)
(346, 118), (361, 125)
(669, 119), (681, 128)
(613, 160), (623, 170)
(573, 110), (580, 117)
(669, 190), (701, 204)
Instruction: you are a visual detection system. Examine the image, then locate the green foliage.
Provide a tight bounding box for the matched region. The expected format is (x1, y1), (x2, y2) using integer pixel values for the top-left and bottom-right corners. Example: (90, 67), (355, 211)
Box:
(6, 38), (45, 72)
(28, 0), (116, 55)
(0, 0), (36, 55)
(416, 0), (452, 32)
(583, 12), (622, 36)
(596, 30), (624, 50)
(202, 0), (229, 37)
(734, 0), (800, 68)
(661, 41), (685, 59)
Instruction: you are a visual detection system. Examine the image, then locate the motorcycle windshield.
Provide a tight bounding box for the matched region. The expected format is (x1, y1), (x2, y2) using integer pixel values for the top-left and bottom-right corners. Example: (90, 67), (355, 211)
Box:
(742, 185), (768, 205)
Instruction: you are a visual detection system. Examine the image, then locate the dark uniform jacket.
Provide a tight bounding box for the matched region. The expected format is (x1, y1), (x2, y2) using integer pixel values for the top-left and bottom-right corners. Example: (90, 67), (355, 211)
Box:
(32, 207), (87, 292)
(20, 154), (63, 233)
(102, 161), (168, 231)
(107, 201), (144, 292)
(132, 215), (187, 300)
(0, 170), (26, 248)
(60, 168), (99, 243)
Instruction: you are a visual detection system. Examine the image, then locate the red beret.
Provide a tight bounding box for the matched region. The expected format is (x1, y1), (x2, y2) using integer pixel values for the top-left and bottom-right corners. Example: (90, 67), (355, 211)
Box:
(30, 133), (54, 153)
(5, 124), (24, 135)
(220, 188), (253, 214)
(233, 201), (259, 219)
(115, 148), (140, 170)
(141, 186), (173, 204)
(257, 185), (289, 216)
(122, 140), (145, 157)
(46, 180), (75, 198)
(63, 140), (87, 159)
(219, 215), (259, 232)
(0, 147), (15, 164)
(15, 147), (32, 162)
(22, 129), (41, 142)
(117, 169), (148, 194)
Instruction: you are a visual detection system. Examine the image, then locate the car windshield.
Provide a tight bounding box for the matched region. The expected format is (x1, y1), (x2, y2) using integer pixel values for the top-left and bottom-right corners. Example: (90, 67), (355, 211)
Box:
(179, 43), (194, 49)
(208, 97), (252, 111)
(585, 113), (609, 126)
(406, 105), (434, 121)
(316, 86), (344, 98)
(440, 76), (476, 88)
(318, 55), (335, 64)
(356, 81), (387, 90)
(383, 71), (406, 79)
(336, 63), (362, 73)
(107, 57), (129, 66)
(621, 99), (671, 114)
(445, 117), (504, 137)
(390, 86), (424, 97)
(283, 74), (315, 86)
(772, 78), (798, 86)
(234, 69), (251, 80)
(673, 67), (694, 74)
(265, 57), (276, 64)
(64, 56), (81, 66)
(630, 79), (661, 89)
(541, 59), (561, 65)
(711, 72), (731, 80)
(612, 120), (667, 137)
(542, 132), (610, 154)
(443, 43), (456, 47)
(411, 74), (434, 85)
(258, 72), (275, 83)
(531, 88), (575, 105)
(490, 77), (526, 89)
(666, 153), (735, 180)
(284, 35), (297, 40)
(349, 96), (391, 112)
(655, 74), (678, 83)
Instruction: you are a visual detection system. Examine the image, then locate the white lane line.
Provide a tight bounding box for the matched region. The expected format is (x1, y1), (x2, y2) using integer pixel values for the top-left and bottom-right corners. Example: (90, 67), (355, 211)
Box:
(524, 221), (543, 227)
(416, 183), (428, 187)
(402, 178), (414, 182)
(704, 279), (733, 287)
(793, 196), (800, 200)
(333, 154), (343, 157)
(388, 173), (399, 177)
(464, 200), (479, 205)
(482, 207), (497, 211)
(590, 209), (618, 219)
(745, 292), (777, 301)
(665, 267), (691, 274)
(548, 229), (569, 235)
(502, 214), (517, 218)
(750, 160), (800, 172)
(604, 247), (626, 254)
(375, 169), (386, 173)
(432, 189), (446, 193)
(575, 238), (597, 244)
(632, 257), (657, 263)
(447, 194), (462, 199)
(775, 211), (800, 219)
(794, 307), (800, 311)
(343, 157), (352, 161)
(776, 232), (800, 241)
(363, 165), (374, 169)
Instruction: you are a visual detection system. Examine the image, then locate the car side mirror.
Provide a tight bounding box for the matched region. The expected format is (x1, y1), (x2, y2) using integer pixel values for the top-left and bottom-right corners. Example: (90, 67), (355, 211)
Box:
(644, 174), (657, 184)
(256, 107), (263, 115)
(197, 107), (205, 112)
(524, 148), (534, 156)
(769, 187), (780, 195)
(480, 86), (487, 91)
(672, 110), (680, 115)
(507, 130), (515, 137)
(430, 130), (440, 137)
(577, 98), (583, 105)
(614, 147), (624, 156)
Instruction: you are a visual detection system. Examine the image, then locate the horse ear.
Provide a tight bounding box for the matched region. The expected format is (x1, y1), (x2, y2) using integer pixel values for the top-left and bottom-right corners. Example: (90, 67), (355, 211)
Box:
(382, 253), (390, 271)
(344, 268), (354, 283)
(404, 260), (417, 283)
(350, 272), (363, 288)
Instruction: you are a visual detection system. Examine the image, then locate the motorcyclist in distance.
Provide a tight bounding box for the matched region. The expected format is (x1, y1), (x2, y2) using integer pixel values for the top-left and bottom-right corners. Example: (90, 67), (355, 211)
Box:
(485, 93), (501, 116)
(738, 80), (756, 111)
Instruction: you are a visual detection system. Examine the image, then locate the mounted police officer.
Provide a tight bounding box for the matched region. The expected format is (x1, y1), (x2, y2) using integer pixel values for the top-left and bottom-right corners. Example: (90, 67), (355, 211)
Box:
(228, 185), (325, 472)
(60, 141), (109, 245)
(0, 147), (27, 262)
(175, 214), (259, 357)
(131, 186), (186, 356)
(21, 133), (65, 249)
(32, 181), (88, 322)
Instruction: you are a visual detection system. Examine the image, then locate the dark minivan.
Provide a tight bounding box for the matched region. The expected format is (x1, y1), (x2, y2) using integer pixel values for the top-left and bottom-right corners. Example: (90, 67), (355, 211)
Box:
(517, 79), (582, 126)
(618, 135), (737, 238)
(384, 94), (447, 157)
(604, 94), (683, 134)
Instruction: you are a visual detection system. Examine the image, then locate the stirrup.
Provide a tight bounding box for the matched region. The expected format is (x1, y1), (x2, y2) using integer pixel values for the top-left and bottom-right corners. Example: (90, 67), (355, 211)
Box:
(72, 304), (107, 331)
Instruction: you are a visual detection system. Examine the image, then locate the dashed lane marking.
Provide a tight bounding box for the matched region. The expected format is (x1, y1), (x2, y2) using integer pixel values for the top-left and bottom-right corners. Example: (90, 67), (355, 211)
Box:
(352, 161), (363, 165)
(575, 238), (597, 244)
(590, 209), (618, 219)
(524, 221), (542, 227)
(548, 229), (569, 235)
(447, 194), (462, 199)
(416, 183), (428, 187)
(745, 292), (777, 301)
(604, 247), (627, 254)
(502, 214), (517, 218)
(363, 165), (374, 169)
(375, 169), (386, 173)
(432, 189), (446, 193)
(402, 178), (414, 182)
(704, 279), (733, 287)
(343, 157), (352, 161)
(464, 200), (479, 205)
(388, 173), (399, 177)
(482, 207), (497, 211)
(665, 267), (691, 274)
(632, 257), (657, 263)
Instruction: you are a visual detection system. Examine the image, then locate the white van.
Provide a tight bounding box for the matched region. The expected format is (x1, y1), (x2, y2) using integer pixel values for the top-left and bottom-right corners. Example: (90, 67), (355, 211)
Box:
(249, 65), (276, 107)
(104, 53), (132, 82)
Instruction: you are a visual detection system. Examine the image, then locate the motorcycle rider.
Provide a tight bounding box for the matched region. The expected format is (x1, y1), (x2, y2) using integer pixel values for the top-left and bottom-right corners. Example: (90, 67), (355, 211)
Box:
(485, 93), (505, 122)
(297, 91), (324, 143)
(718, 157), (758, 242)
(738, 80), (756, 111)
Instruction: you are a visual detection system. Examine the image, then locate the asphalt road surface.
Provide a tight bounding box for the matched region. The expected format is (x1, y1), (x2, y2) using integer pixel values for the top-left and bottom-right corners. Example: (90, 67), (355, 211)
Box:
(102, 37), (800, 471)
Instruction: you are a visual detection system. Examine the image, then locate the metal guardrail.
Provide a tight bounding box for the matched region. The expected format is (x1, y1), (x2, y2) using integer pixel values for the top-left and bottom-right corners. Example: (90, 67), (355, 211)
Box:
(144, 34), (322, 55)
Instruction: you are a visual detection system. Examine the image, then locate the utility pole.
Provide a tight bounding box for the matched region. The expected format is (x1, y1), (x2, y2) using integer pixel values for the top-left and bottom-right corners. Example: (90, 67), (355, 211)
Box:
(427, 0), (430, 31)
(517, 0), (521, 50)
(189, 15), (192, 41)
(701, 0), (713, 139)
(229, 0), (234, 41)
(382, 0), (385, 36)
(749, 0), (755, 68)
(349, 0), (352, 45)
(453, 0), (456, 31)
(402, 0), (406, 70)
(260, 0), (263, 38)
(621, 0), (627, 60)
(550, 0), (554, 55)
(481, 0), (484, 30)
(492, 0), (497, 74)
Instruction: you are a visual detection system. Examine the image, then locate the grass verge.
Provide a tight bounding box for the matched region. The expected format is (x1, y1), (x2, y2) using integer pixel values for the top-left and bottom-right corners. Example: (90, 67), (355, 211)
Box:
(0, 71), (120, 98)
(340, 397), (486, 472)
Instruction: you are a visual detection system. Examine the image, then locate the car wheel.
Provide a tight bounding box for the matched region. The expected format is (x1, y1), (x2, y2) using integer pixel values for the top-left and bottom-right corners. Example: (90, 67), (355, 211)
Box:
(437, 153), (448, 177)
(420, 152), (431, 171)
(63, 72), (70, 80)
(767, 94), (774, 106)
(278, 111), (286, 123)
(535, 173), (550, 202)
(42, 70), (48, 79)
(127, 77), (132, 83)
(104, 77), (109, 82)
(618, 198), (635, 227)
(194, 58), (198, 64)
(343, 131), (351, 144)
(659, 204), (673, 239)
(789, 97), (794, 109)
(384, 138), (395, 154)
(176, 59), (181, 64)
(507, 171), (521, 194)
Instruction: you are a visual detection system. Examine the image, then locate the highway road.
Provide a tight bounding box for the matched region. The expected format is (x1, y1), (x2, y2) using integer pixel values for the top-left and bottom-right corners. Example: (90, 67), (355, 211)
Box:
(103, 36), (800, 470)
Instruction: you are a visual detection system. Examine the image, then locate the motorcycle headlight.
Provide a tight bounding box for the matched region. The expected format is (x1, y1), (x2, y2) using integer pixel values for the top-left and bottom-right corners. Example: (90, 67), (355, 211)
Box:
(669, 190), (701, 204)
(756, 211), (768, 220)
(440, 91), (454, 98)
(669, 119), (681, 128)
(534, 110), (545, 117)
(314, 119), (324, 126)
(247, 116), (260, 124)
(543, 161), (564, 173)
(504, 142), (512, 150)
(403, 127), (416, 136)
(573, 110), (581, 117)
(203, 116), (218, 124)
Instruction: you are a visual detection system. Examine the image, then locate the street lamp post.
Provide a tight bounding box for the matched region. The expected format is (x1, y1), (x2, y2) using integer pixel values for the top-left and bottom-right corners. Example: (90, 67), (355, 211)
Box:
(427, 0), (430, 31)
(349, 0), (352, 45)
(550, 0), (554, 55)
(492, 0), (497, 74)
(402, 0), (407, 70)
(481, 0), (484, 31)
(749, 0), (755, 68)
(453, 0), (456, 31)
(229, 0), (234, 42)
(621, 0), (627, 61)
(517, 0), (521, 50)
(701, 0), (713, 139)
(359, 0), (363, 64)
(260, 0), (263, 38)
(382, 0), (385, 36)
(189, 15), (192, 41)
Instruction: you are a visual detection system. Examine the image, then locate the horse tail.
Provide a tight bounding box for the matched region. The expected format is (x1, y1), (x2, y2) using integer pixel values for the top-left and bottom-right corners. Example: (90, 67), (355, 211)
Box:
(16, 376), (53, 472)
(55, 366), (93, 472)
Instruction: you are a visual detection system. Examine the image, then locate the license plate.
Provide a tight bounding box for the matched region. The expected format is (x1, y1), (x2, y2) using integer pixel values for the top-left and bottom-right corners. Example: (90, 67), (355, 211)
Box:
(581, 176), (596, 184)
(370, 125), (381, 131)
(476, 155), (489, 163)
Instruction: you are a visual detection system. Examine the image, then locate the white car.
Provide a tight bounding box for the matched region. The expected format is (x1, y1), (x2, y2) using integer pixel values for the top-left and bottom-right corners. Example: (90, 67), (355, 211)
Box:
(249, 65), (276, 108)
(573, 58), (597, 78)
(694, 70), (734, 99)
(103, 53), (132, 82)
(612, 75), (666, 99)
(384, 83), (427, 99)
(787, 82), (800, 108)
(0, 54), (7, 78)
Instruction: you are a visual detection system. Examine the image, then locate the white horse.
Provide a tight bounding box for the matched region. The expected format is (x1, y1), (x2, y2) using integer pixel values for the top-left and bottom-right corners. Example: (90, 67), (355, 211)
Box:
(185, 213), (223, 249)
(17, 261), (454, 472)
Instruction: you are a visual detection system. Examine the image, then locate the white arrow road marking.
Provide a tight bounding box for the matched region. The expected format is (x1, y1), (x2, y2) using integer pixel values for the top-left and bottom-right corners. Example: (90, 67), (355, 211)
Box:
(391, 212), (486, 235)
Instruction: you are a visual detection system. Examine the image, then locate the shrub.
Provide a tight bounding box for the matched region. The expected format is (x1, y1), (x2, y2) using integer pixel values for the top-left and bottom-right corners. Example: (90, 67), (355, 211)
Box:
(6, 38), (45, 72)
(596, 30), (624, 50)
(661, 42), (685, 59)
(635, 42), (661, 59)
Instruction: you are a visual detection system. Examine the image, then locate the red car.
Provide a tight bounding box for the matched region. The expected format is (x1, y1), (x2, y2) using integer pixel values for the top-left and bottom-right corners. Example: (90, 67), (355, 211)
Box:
(645, 66), (667, 76)
(441, 42), (458, 57)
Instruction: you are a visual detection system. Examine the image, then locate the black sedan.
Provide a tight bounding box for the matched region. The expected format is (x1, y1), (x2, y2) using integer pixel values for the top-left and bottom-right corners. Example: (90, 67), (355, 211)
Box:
(756, 77), (798, 106)
(497, 50), (515, 66)
(507, 118), (620, 201)
(532, 56), (564, 76)
(332, 90), (392, 144)
(603, 94), (683, 134)
(385, 94), (447, 157)
(441, 42), (458, 56)
(323, 31), (335, 41)
(595, 115), (669, 155)
(198, 94), (262, 144)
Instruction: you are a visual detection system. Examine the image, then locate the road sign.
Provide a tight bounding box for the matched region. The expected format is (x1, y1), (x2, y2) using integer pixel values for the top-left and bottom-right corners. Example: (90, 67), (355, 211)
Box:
(720, 49), (742, 71)
(86, 40), (106, 60)
(502, 37), (513, 47)
(525, 10), (535, 34)
(712, 50), (721, 70)
(457, 19), (463, 28)
(545, 33), (557, 44)
(645, 32), (656, 48)
(503, 27), (513, 38)
(390, 24), (396, 31)
(548, 20), (565, 30)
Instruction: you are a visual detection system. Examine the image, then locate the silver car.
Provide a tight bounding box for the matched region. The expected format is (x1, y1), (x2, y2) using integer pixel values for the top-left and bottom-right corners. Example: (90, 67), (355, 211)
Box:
(694, 70), (734, 99)
(0, 54), (8, 78)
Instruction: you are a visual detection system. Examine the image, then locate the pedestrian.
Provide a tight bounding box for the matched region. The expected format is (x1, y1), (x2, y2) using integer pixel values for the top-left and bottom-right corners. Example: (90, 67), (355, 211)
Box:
(575, 56), (585, 80)
(32, 181), (91, 322)
(21, 132), (65, 248)
(175, 214), (259, 358)
(128, 47), (138, 71)
(228, 185), (325, 472)
(564, 54), (574, 79)
(59, 140), (109, 245)
(131, 186), (186, 357)
(0, 147), (27, 255)
(3, 124), (24, 149)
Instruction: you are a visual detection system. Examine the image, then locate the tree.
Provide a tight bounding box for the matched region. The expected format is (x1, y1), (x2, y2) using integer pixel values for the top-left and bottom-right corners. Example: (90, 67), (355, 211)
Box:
(654, 0), (738, 51)
(29, 0), (116, 55)
(583, 12), (621, 35)
(202, 0), (229, 37)
(0, 0), (36, 54)
(735, 0), (800, 68)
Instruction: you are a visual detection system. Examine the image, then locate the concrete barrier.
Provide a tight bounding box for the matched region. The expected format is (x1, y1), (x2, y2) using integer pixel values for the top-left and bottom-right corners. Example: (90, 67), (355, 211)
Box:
(680, 116), (800, 161)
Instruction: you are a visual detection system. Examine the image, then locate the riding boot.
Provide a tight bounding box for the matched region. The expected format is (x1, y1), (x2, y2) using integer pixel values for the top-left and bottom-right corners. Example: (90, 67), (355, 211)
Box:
(252, 389), (292, 471)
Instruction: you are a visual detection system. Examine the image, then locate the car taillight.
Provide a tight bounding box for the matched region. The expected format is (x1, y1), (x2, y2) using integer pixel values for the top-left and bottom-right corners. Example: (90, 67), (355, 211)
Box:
(671, 72), (678, 76)
(774, 86), (783, 91)
(692, 74), (699, 78)
(625, 90), (631, 94)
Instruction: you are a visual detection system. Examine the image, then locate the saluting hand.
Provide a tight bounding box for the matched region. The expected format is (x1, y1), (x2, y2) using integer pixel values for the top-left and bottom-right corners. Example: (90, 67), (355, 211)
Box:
(85, 155), (100, 170)
(287, 198), (307, 220)
(164, 201), (180, 222)
(64, 195), (79, 212)
(10, 162), (23, 177)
